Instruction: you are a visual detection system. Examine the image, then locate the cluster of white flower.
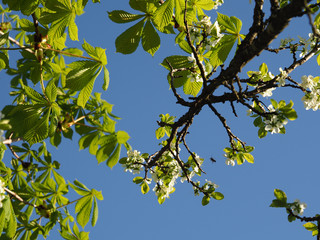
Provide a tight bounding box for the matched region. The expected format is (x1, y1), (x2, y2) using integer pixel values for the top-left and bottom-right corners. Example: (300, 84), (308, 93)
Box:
(277, 68), (287, 87)
(187, 72), (203, 83)
(152, 159), (181, 200)
(300, 75), (320, 111)
(213, 0), (224, 9)
(203, 179), (219, 191)
(291, 199), (307, 215)
(264, 114), (288, 134)
(0, 112), (4, 143)
(225, 157), (236, 166)
(260, 87), (276, 97)
(190, 17), (223, 50)
(0, 179), (5, 208)
(121, 150), (145, 174)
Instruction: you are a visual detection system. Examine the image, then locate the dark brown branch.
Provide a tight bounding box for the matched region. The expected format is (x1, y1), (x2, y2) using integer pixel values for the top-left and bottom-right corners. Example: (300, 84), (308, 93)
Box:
(207, 103), (245, 149)
(269, 0), (279, 12)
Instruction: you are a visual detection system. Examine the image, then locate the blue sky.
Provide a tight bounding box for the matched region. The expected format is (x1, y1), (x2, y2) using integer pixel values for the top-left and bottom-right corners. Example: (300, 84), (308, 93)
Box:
(1, 0), (320, 239)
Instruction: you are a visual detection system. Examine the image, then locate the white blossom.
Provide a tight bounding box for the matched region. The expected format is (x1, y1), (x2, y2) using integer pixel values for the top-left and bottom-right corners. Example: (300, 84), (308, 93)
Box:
(300, 75), (320, 111)
(204, 179), (219, 190)
(225, 157), (235, 166)
(260, 87), (276, 97)
(277, 68), (287, 87)
(264, 115), (288, 134)
(189, 26), (201, 42)
(292, 199), (307, 215)
(213, 0), (224, 9)
(122, 150), (145, 174)
(187, 72), (203, 82)
(300, 75), (315, 90)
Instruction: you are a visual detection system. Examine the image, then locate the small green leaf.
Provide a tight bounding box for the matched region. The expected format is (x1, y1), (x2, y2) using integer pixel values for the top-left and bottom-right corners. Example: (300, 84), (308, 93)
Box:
(270, 99), (278, 109)
(201, 196), (210, 206)
(133, 176), (144, 184)
(269, 199), (287, 208)
(243, 153), (254, 163)
(284, 109), (297, 121)
(274, 189), (287, 202)
(155, 127), (165, 139)
(211, 192), (224, 200)
(303, 222), (317, 231)
(258, 127), (267, 138)
(141, 182), (150, 194)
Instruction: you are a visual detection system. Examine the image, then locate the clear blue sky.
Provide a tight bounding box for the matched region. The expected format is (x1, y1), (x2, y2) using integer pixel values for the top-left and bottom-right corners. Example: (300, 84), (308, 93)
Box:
(1, 1), (320, 239)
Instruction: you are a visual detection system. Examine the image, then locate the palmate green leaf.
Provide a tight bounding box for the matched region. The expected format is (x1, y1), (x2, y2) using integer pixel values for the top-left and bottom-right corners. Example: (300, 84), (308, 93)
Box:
(18, 18), (34, 32)
(68, 17), (79, 41)
(91, 197), (98, 227)
(209, 34), (237, 68)
(152, 0), (174, 32)
(192, 0), (215, 17)
(45, 80), (57, 103)
(108, 10), (144, 23)
(161, 55), (194, 70)
(116, 130), (130, 144)
(0, 204), (6, 237)
(217, 12), (237, 34)
(0, 52), (8, 70)
(77, 68), (101, 108)
(78, 131), (99, 150)
(23, 85), (46, 103)
(142, 20), (160, 56)
(1, 197), (17, 238)
(66, 60), (101, 107)
(183, 79), (202, 96)
(0, 33), (9, 47)
(175, 32), (193, 54)
(75, 195), (93, 228)
(24, 111), (50, 145)
(103, 66), (110, 91)
(167, 69), (189, 88)
(174, 0), (186, 27)
(40, 0), (77, 45)
(107, 143), (121, 169)
(96, 141), (117, 164)
(69, 180), (90, 196)
(115, 18), (145, 54)
(19, 0), (40, 15)
(82, 40), (107, 65)
(129, 0), (158, 13)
